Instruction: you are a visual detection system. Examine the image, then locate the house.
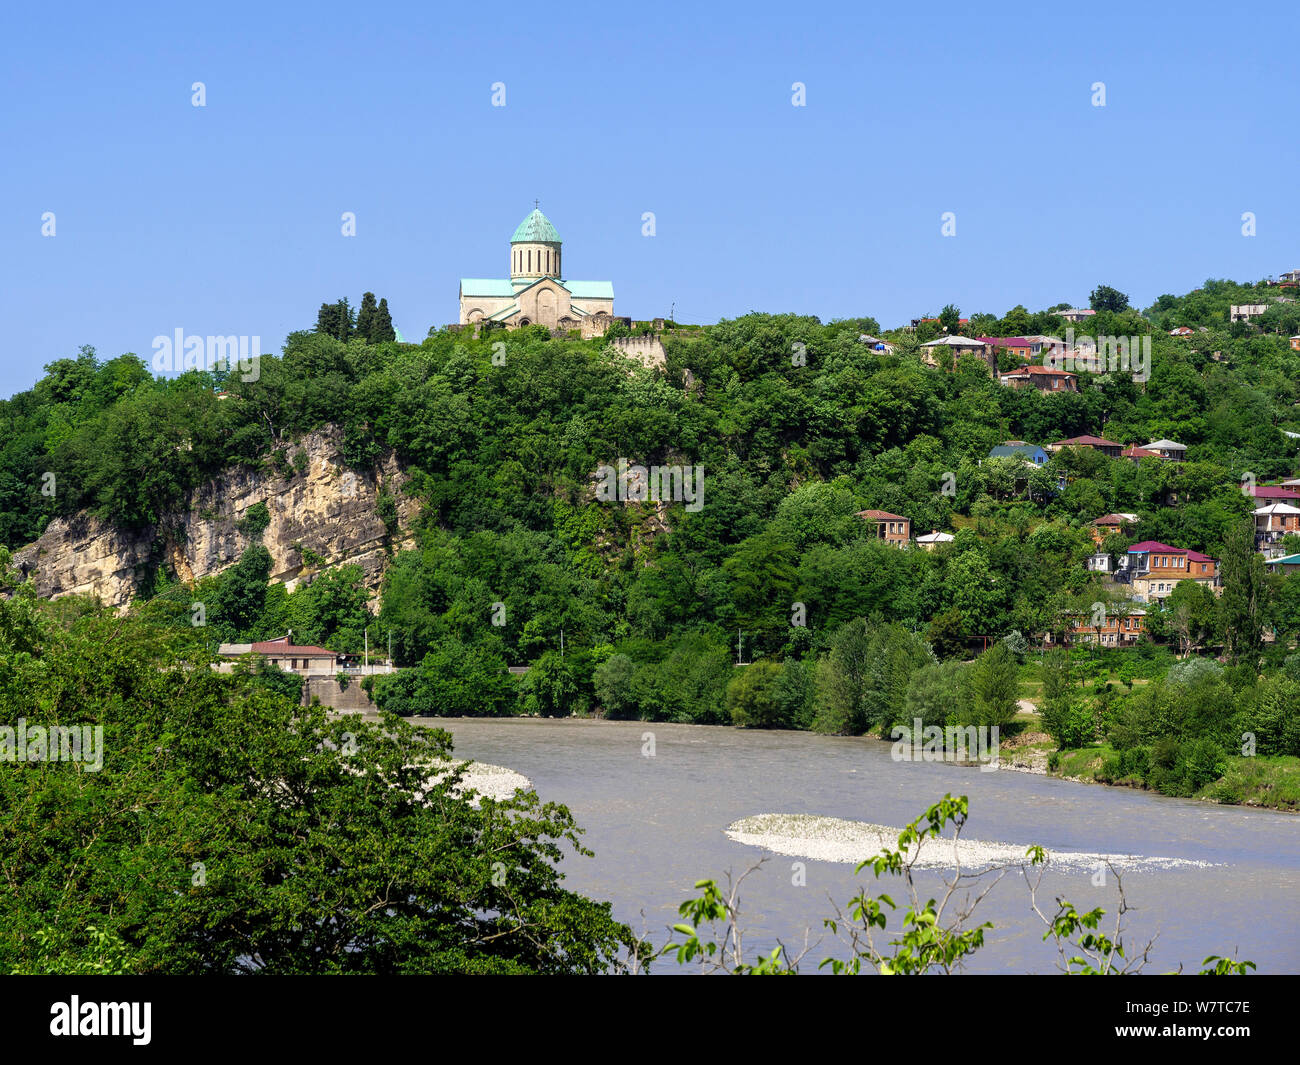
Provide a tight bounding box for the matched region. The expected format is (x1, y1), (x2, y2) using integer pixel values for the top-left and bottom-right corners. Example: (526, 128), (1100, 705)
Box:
(1230, 304), (1268, 322)
(1254, 503), (1300, 553)
(1087, 551), (1116, 574)
(998, 366), (1079, 392)
(1047, 434), (1122, 458)
(217, 635), (338, 676)
(858, 335), (896, 353)
(1046, 609), (1146, 648)
(1143, 439), (1187, 461)
(1250, 484), (1300, 501)
(1088, 512), (1139, 546)
(1280, 270), (1300, 283)
(1056, 308), (1097, 323)
(1123, 541), (1220, 602)
(911, 316), (970, 331)
(1168, 326), (1195, 337)
(1290, 336), (1300, 352)
(919, 335), (993, 370)
(857, 510), (911, 545)
(1121, 445), (1162, 462)
(976, 336), (1033, 360)
(1023, 335), (1064, 358)
(915, 530), (954, 551)
(989, 442), (1048, 466)
(1266, 552), (1300, 574)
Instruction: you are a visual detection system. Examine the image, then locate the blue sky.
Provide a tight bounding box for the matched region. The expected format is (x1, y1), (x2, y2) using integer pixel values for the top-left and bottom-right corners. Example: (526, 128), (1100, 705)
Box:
(1, 0), (1296, 397)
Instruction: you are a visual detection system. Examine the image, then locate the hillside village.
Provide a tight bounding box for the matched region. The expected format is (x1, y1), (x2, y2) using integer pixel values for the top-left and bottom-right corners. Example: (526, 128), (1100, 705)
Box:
(5, 265), (1300, 811)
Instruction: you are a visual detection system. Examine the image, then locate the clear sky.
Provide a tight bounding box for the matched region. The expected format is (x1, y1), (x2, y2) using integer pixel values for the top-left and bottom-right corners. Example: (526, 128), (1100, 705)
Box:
(1, 0), (1296, 397)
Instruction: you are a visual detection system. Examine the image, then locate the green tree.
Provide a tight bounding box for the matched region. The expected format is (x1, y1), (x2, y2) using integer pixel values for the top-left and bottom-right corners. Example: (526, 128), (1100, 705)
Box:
(372, 298), (397, 343)
(1219, 518), (1267, 664)
(965, 640), (1019, 728)
(355, 292), (378, 341)
(726, 660), (786, 728)
(0, 557), (637, 974)
(522, 650), (577, 717)
(593, 652), (637, 718)
(1089, 285), (1130, 313)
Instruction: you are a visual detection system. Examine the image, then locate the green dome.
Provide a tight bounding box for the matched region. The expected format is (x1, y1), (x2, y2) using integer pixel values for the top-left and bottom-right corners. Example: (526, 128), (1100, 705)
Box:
(510, 208), (561, 244)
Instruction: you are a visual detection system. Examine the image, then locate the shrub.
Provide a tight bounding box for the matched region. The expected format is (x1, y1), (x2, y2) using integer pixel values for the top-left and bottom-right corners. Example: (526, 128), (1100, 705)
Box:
(235, 501), (271, 539)
(727, 660), (786, 728)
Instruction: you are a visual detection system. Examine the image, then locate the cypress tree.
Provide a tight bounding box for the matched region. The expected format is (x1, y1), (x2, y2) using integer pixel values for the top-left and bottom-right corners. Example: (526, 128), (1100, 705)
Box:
(316, 302), (340, 337)
(355, 292), (378, 342)
(1220, 517), (1266, 664)
(335, 298), (355, 342)
(371, 298), (396, 343)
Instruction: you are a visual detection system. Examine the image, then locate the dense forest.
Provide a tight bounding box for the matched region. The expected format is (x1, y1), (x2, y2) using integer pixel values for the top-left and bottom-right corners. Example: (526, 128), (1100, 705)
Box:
(4, 277), (1300, 803)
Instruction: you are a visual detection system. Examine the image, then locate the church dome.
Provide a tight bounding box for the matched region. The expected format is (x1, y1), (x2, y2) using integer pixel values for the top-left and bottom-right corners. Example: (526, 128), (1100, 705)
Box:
(511, 208), (561, 244)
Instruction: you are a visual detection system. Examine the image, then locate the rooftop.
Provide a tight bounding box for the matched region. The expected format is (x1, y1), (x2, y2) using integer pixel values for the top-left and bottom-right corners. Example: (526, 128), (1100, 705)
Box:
(510, 208), (561, 244)
(921, 335), (986, 347)
(1127, 541), (1215, 562)
(1054, 434), (1120, 447)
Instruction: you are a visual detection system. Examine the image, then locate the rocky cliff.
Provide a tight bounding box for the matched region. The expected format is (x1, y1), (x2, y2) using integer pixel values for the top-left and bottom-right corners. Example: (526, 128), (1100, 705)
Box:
(14, 426), (418, 610)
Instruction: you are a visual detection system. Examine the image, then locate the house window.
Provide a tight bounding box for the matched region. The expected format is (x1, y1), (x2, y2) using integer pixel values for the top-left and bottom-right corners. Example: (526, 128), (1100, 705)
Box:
(528, 250), (532, 272)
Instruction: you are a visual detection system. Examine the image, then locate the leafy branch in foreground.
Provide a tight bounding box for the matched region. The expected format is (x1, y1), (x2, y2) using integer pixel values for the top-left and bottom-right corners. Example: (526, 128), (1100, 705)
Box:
(664, 794), (1253, 975)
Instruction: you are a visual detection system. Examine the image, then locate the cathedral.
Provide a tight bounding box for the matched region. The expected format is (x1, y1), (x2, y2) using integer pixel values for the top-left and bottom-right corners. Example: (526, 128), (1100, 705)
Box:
(458, 206), (615, 336)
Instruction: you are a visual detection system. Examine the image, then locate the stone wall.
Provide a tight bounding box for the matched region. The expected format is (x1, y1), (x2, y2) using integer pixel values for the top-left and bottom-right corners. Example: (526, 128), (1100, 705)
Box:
(609, 334), (667, 369)
(304, 675), (379, 714)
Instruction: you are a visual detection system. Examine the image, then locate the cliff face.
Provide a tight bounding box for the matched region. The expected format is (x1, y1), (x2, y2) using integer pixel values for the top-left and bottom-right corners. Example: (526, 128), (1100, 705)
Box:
(14, 427), (418, 610)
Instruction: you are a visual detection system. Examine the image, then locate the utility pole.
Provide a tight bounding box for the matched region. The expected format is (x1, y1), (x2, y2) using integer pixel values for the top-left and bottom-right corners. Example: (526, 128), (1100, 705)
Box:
(560, 628), (564, 660)
(364, 627), (368, 669)
(736, 629), (744, 666)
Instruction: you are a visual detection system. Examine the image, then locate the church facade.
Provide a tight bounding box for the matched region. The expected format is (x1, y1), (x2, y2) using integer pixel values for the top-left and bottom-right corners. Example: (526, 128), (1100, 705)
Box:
(458, 207), (615, 336)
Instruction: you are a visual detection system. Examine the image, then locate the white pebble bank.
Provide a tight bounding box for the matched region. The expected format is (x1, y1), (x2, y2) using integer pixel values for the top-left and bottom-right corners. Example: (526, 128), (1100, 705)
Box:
(725, 813), (1216, 872)
(415, 760), (532, 805)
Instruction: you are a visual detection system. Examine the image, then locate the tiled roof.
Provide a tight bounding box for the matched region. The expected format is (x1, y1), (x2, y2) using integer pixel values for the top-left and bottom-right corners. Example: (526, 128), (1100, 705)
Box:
(1054, 434), (1119, 447)
(250, 636), (335, 657)
(1127, 541), (1215, 563)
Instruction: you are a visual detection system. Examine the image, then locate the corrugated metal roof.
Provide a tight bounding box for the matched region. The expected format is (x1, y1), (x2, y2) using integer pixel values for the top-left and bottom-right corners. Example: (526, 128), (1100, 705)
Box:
(565, 280), (614, 299)
(461, 279), (516, 297)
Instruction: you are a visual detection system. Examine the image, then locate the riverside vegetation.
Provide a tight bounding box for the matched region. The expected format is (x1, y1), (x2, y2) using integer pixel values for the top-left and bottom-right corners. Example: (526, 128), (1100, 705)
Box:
(3, 282), (1300, 807)
(1, 277), (1290, 972)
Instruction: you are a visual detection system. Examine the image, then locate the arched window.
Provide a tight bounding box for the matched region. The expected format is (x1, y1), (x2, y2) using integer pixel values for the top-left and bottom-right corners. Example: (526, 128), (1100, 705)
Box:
(528, 250), (532, 272)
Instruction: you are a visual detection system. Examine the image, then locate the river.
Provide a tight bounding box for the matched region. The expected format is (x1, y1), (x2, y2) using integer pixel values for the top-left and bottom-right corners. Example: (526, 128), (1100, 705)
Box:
(417, 716), (1300, 974)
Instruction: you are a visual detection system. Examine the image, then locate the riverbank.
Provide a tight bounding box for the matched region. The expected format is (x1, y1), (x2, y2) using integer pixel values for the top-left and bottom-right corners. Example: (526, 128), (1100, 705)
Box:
(1050, 746), (1300, 812)
(354, 707), (1300, 813)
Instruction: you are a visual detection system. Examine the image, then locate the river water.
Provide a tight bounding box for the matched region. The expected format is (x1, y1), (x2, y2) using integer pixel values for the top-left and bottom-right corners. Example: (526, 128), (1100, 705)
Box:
(418, 716), (1300, 974)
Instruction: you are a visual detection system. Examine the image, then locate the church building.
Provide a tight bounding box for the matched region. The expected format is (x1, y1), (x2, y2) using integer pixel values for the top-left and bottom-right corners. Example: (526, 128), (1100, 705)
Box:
(459, 206), (615, 336)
